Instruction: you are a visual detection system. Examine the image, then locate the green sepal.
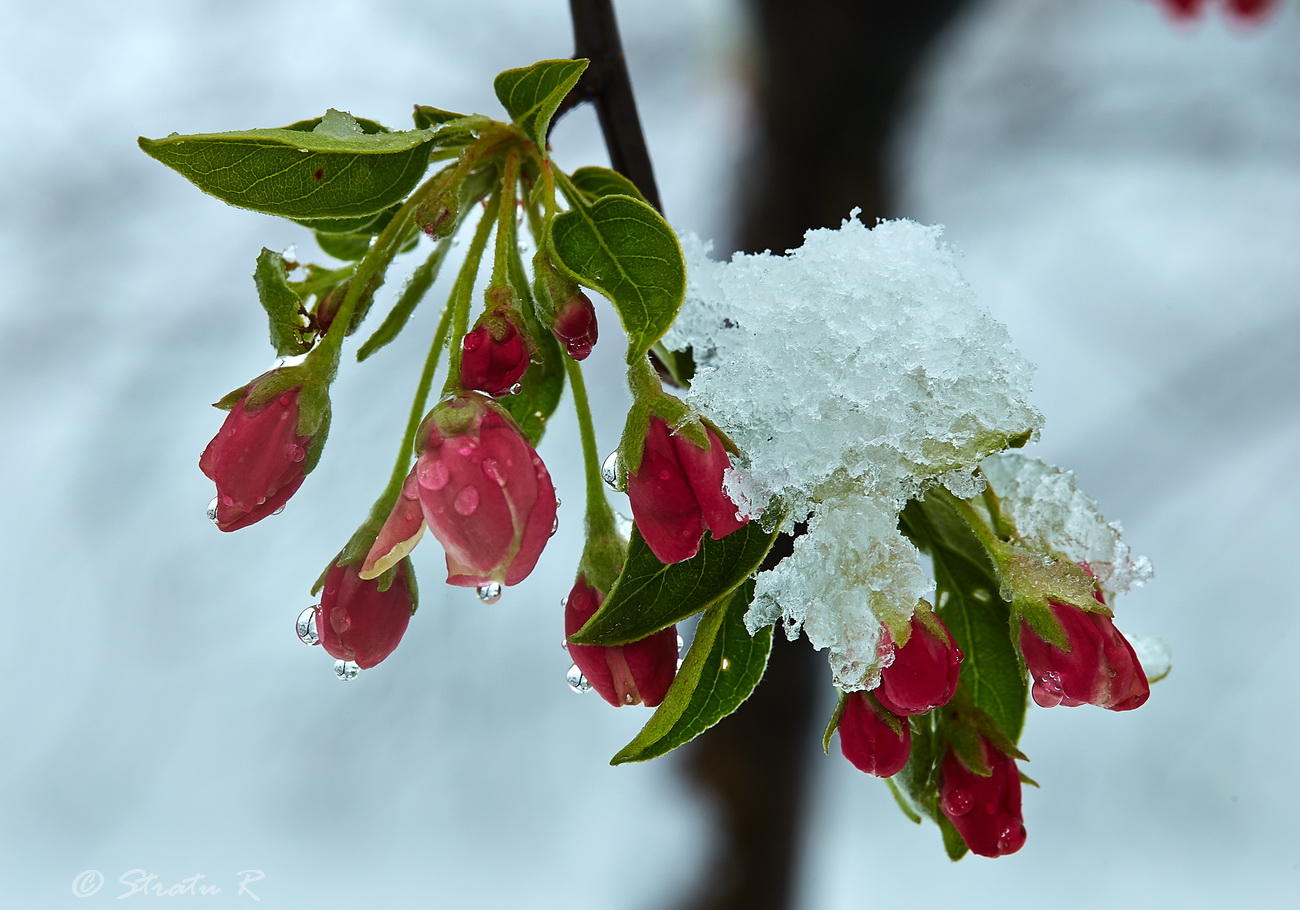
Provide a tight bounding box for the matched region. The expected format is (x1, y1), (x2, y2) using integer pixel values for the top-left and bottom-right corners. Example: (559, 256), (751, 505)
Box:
(138, 117), (437, 220)
(823, 691), (848, 755)
(569, 166), (648, 205)
(901, 496), (1028, 745)
(253, 248), (313, 356)
(570, 505), (785, 647)
(549, 193), (686, 364)
(611, 579), (772, 765)
(492, 58), (589, 153)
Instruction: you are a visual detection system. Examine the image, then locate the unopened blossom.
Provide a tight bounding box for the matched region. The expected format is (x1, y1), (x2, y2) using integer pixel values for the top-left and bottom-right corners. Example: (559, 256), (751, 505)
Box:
(838, 691), (911, 778)
(1018, 599), (1150, 711)
(564, 575), (676, 707)
(939, 737), (1026, 858)
(875, 612), (962, 716)
(315, 559), (415, 669)
(550, 292), (599, 361)
(362, 394), (556, 587)
(200, 375), (319, 532)
(460, 312), (528, 397)
(626, 416), (747, 564)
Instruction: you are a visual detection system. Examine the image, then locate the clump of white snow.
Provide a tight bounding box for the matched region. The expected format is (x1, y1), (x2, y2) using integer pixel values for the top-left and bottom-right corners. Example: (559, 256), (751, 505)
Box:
(980, 452), (1153, 598)
(667, 214), (1041, 689)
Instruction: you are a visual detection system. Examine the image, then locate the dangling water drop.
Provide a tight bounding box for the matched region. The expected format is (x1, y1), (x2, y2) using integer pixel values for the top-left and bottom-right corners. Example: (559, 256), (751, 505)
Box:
(508, 382), (522, 396)
(566, 664), (592, 693)
(550, 515), (559, 536)
(295, 606), (320, 646)
(601, 451), (624, 490)
(334, 660), (359, 681)
(676, 634), (685, 654)
(1031, 671), (1065, 708)
(476, 582), (502, 604)
(205, 497), (219, 524)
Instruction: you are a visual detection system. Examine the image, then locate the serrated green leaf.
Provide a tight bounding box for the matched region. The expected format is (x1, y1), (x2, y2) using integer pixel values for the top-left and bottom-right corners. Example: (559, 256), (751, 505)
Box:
(139, 122), (435, 220)
(902, 497), (1028, 743)
(570, 166), (648, 204)
(571, 510), (784, 647)
(549, 194), (685, 363)
(493, 58), (589, 152)
(612, 580), (771, 765)
(252, 248), (311, 356)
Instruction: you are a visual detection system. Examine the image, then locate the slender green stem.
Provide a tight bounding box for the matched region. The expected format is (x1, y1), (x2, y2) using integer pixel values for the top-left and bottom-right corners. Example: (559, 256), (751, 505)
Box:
(387, 305), (455, 493)
(442, 192), (502, 394)
(565, 356), (618, 542)
(492, 150), (521, 289)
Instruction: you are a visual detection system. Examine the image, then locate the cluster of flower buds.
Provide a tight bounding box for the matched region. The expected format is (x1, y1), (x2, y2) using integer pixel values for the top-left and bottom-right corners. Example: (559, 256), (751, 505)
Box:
(939, 737), (1027, 858)
(1155, 0), (1278, 20)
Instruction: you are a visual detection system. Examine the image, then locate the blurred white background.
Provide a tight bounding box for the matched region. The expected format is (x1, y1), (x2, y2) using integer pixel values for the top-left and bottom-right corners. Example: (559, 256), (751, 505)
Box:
(1, 0), (1296, 907)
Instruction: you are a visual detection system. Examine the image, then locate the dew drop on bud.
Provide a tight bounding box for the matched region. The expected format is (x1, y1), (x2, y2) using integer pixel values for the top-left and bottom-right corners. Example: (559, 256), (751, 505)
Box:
(476, 582), (502, 604)
(550, 515), (558, 536)
(417, 459), (450, 491)
(676, 634), (685, 654)
(560, 640), (569, 651)
(286, 443), (306, 463)
(508, 382), (522, 396)
(205, 497), (219, 524)
(334, 660), (360, 681)
(942, 788), (973, 817)
(560, 596), (568, 608)
(566, 664), (592, 693)
(480, 458), (507, 487)
(1031, 671), (1065, 708)
(601, 451), (624, 490)
(453, 485), (481, 516)
(296, 606), (320, 646)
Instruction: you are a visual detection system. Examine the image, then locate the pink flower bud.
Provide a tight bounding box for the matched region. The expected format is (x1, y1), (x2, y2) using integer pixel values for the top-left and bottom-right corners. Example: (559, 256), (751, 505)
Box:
(551, 292), (599, 361)
(875, 614), (962, 716)
(939, 737), (1026, 858)
(1018, 600), (1150, 711)
(385, 395), (555, 587)
(838, 691), (911, 778)
(199, 379), (313, 532)
(564, 575), (677, 707)
(626, 416), (747, 564)
(460, 314), (528, 398)
(314, 559), (414, 669)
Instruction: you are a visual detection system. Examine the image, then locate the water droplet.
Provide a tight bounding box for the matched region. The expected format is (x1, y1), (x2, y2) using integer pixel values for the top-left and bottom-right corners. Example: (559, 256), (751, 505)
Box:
(508, 382), (522, 396)
(295, 606), (320, 646)
(601, 451), (624, 490)
(454, 485), (481, 516)
(560, 640), (569, 652)
(676, 635), (684, 653)
(286, 443), (306, 463)
(550, 516), (558, 536)
(554, 497), (561, 508)
(720, 657), (731, 670)
(334, 660), (359, 681)
(953, 647), (964, 664)
(560, 596), (568, 608)
(972, 589), (991, 603)
(480, 458), (507, 487)
(417, 459), (450, 491)
(205, 497), (219, 524)
(566, 664), (591, 693)
(942, 789), (973, 817)
(476, 582), (502, 604)
(272, 505), (286, 516)
(1031, 671), (1065, 708)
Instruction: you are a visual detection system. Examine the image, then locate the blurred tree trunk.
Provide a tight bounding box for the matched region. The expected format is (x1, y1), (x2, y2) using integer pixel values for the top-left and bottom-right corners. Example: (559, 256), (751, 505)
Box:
(675, 3), (972, 910)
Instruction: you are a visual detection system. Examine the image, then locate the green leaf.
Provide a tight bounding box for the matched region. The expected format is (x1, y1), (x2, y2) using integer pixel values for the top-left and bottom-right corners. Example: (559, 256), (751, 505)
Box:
(314, 230), (372, 261)
(902, 497), (1028, 743)
(570, 166), (648, 204)
(252, 248), (311, 356)
(612, 580), (772, 764)
(500, 253), (565, 445)
(356, 236), (452, 362)
(139, 118), (436, 220)
(493, 58), (589, 152)
(411, 106), (467, 130)
(570, 509), (785, 647)
(549, 194), (685, 363)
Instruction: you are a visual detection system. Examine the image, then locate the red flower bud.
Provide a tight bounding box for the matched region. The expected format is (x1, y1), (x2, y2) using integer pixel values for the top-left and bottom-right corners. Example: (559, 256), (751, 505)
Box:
(1158, 0), (1204, 17)
(199, 378), (314, 532)
(875, 614), (962, 716)
(838, 691), (911, 778)
(1018, 600), (1150, 711)
(1226, 0), (1276, 19)
(366, 395), (555, 587)
(551, 292), (599, 361)
(460, 313), (528, 398)
(314, 560), (414, 669)
(564, 575), (677, 707)
(939, 737), (1026, 858)
(626, 416), (747, 564)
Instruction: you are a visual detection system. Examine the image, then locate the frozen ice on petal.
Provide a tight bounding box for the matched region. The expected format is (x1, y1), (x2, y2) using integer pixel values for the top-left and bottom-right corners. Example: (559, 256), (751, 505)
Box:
(980, 452), (1153, 596)
(312, 108), (364, 138)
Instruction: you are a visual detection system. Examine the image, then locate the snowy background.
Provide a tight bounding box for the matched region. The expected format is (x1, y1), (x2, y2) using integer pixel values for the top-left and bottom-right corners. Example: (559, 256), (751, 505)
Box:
(2, 0), (1297, 906)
